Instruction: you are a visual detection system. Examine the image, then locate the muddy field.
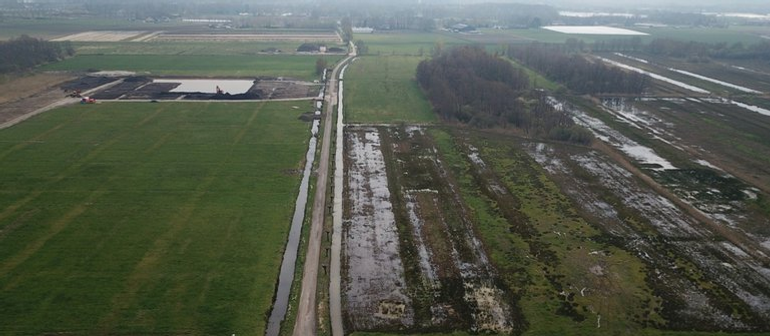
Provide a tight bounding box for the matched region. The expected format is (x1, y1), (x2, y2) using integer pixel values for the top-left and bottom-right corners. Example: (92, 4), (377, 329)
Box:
(524, 140), (770, 329)
(342, 126), (514, 334)
(340, 122), (770, 334)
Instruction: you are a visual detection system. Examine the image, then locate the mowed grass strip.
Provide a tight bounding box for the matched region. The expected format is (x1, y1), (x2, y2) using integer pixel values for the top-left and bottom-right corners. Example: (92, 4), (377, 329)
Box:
(0, 101), (312, 335)
(73, 41), (314, 56)
(43, 54), (343, 80)
(344, 56), (437, 124)
(358, 32), (468, 55)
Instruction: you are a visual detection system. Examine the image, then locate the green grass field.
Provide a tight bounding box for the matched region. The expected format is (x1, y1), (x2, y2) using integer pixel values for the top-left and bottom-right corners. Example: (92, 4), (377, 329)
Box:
(42, 54), (343, 79)
(0, 101), (314, 335)
(0, 18), (183, 40)
(73, 41), (321, 56)
(636, 26), (767, 44)
(357, 32), (469, 56)
(344, 56), (436, 124)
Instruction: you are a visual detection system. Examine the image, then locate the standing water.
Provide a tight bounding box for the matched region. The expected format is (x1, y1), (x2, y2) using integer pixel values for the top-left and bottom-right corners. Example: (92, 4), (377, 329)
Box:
(265, 119), (320, 336)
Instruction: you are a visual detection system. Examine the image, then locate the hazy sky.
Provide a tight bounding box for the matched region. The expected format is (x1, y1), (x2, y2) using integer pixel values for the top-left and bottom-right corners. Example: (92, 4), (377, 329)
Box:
(418, 0), (770, 12)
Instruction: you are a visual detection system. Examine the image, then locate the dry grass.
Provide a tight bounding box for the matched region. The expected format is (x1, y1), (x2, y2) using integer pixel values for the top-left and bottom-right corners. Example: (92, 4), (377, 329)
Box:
(0, 73), (72, 105)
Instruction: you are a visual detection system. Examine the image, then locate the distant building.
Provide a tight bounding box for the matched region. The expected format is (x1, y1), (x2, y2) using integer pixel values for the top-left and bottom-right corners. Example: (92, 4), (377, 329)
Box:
(352, 27), (374, 34)
(449, 23), (477, 33)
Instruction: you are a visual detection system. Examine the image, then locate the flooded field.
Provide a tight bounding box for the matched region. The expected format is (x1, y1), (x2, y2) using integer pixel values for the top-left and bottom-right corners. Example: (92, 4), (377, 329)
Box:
(343, 127), (413, 330)
(524, 141), (770, 329)
(342, 126), (514, 333)
(153, 79), (255, 94)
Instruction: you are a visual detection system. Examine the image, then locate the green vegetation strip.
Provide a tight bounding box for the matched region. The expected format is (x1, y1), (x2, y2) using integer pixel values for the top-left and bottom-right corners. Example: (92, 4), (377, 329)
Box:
(0, 101), (312, 335)
(43, 54), (343, 80)
(73, 41), (315, 56)
(344, 56), (437, 124)
(357, 32), (468, 56)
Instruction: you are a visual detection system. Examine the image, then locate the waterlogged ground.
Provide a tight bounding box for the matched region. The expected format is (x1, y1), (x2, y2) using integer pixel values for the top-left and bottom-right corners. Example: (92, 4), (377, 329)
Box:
(550, 96), (770, 251)
(338, 44), (770, 336)
(342, 126), (514, 333)
(525, 142), (770, 329)
(540, 71), (770, 330)
(342, 124), (770, 334)
(342, 127), (413, 330)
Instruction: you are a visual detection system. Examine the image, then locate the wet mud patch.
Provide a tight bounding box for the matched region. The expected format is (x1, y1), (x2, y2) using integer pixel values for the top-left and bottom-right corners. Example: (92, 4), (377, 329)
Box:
(342, 127), (413, 331)
(342, 125), (516, 334)
(523, 140), (770, 330)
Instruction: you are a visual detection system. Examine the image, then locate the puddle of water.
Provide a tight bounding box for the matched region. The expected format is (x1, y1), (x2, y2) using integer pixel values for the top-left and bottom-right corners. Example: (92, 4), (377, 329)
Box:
(345, 129), (413, 329)
(405, 193), (439, 282)
(549, 97), (677, 171)
(620, 144), (677, 170)
(668, 68), (761, 94)
(599, 58), (711, 94)
(695, 159), (724, 172)
(730, 100), (770, 117)
(614, 52), (649, 64)
(153, 79), (254, 94)
(265, 119), (320, 336)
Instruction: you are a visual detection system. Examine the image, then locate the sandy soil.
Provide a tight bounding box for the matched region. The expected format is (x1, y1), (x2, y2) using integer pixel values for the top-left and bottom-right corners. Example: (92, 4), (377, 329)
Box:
(51, 31), (147, 42)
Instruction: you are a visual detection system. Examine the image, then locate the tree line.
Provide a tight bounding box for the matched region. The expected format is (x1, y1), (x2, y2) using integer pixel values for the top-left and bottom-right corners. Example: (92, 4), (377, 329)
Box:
(507, 43), (648, 95)
(581, 37), (770, 62)
(0, 35), (74, 74)
(416, 46), (591, 144)
(645, 38), (770, 61)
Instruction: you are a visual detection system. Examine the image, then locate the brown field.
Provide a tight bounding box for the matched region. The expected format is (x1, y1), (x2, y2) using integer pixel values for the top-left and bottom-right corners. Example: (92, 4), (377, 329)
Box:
(50, 31), (149, 42)
(153, 33), (342, 43)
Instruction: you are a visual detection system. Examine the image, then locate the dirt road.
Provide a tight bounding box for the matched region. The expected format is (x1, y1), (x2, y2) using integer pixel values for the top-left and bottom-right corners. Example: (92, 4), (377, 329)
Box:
(328, 61), (353, 336)
(0, 79), (123, 130)
(291, 45), (356, 336)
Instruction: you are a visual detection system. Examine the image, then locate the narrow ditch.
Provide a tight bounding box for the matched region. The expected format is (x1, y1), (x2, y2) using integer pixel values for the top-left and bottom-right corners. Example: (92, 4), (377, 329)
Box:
(266, 119), (320, 336)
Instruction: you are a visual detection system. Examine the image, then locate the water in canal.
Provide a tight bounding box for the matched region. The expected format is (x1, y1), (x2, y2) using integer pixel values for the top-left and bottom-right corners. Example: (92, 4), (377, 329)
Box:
(265, 119), (320, 336)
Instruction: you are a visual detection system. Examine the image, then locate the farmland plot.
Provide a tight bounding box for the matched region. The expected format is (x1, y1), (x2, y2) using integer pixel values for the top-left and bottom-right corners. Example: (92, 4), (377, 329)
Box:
(343, 127), (413, 330)
(543, 94), (770, 329)
(549, 97), (770, 253)
(342, 126), (514, 333)
(523, 141), (770, 330)
(0, 102), (312, 335)
(611, 52), (770, 94)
